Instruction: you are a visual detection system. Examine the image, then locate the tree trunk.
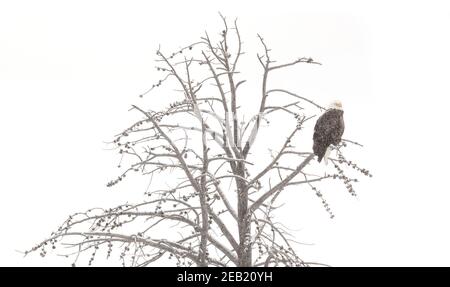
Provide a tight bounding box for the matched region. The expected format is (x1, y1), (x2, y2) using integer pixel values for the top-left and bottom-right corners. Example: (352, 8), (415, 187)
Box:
(236, 162), (252, 266)
(237, 212), (252, 266)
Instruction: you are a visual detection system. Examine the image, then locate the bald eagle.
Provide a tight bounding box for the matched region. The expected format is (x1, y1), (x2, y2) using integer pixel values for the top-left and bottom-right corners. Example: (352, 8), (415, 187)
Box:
(313, 100), (345, 164)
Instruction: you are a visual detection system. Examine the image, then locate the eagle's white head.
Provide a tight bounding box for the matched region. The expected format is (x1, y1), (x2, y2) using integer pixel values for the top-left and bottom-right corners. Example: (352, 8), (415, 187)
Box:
(328, 100), (343, 110)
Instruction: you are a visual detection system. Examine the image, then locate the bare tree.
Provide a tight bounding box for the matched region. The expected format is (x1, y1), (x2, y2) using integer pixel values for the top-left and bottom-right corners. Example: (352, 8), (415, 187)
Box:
(26, 15), (371, 267)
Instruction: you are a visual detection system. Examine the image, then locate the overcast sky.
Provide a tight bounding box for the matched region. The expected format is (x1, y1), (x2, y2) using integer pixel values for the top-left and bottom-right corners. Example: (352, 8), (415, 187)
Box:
(1, 0), (450, 266)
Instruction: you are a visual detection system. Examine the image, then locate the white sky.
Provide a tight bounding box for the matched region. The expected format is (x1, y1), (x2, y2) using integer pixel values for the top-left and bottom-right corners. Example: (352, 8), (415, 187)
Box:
(1, 0), (450, 266)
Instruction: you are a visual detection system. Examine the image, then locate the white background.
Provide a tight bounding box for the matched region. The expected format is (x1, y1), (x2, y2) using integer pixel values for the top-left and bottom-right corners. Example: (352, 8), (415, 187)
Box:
(1, 0), (450, 266)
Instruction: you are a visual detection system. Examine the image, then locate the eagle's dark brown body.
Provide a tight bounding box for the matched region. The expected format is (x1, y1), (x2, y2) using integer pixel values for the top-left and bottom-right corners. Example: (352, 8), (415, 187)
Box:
(313, 108), (345, 162)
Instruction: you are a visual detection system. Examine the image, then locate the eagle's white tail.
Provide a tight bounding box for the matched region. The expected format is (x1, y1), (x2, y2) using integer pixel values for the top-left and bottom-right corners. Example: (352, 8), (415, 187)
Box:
(323, 146), (332, 165)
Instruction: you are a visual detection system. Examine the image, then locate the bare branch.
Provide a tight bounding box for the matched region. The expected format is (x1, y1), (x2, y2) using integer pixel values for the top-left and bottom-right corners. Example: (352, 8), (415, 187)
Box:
(249, 154), (315, 213)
